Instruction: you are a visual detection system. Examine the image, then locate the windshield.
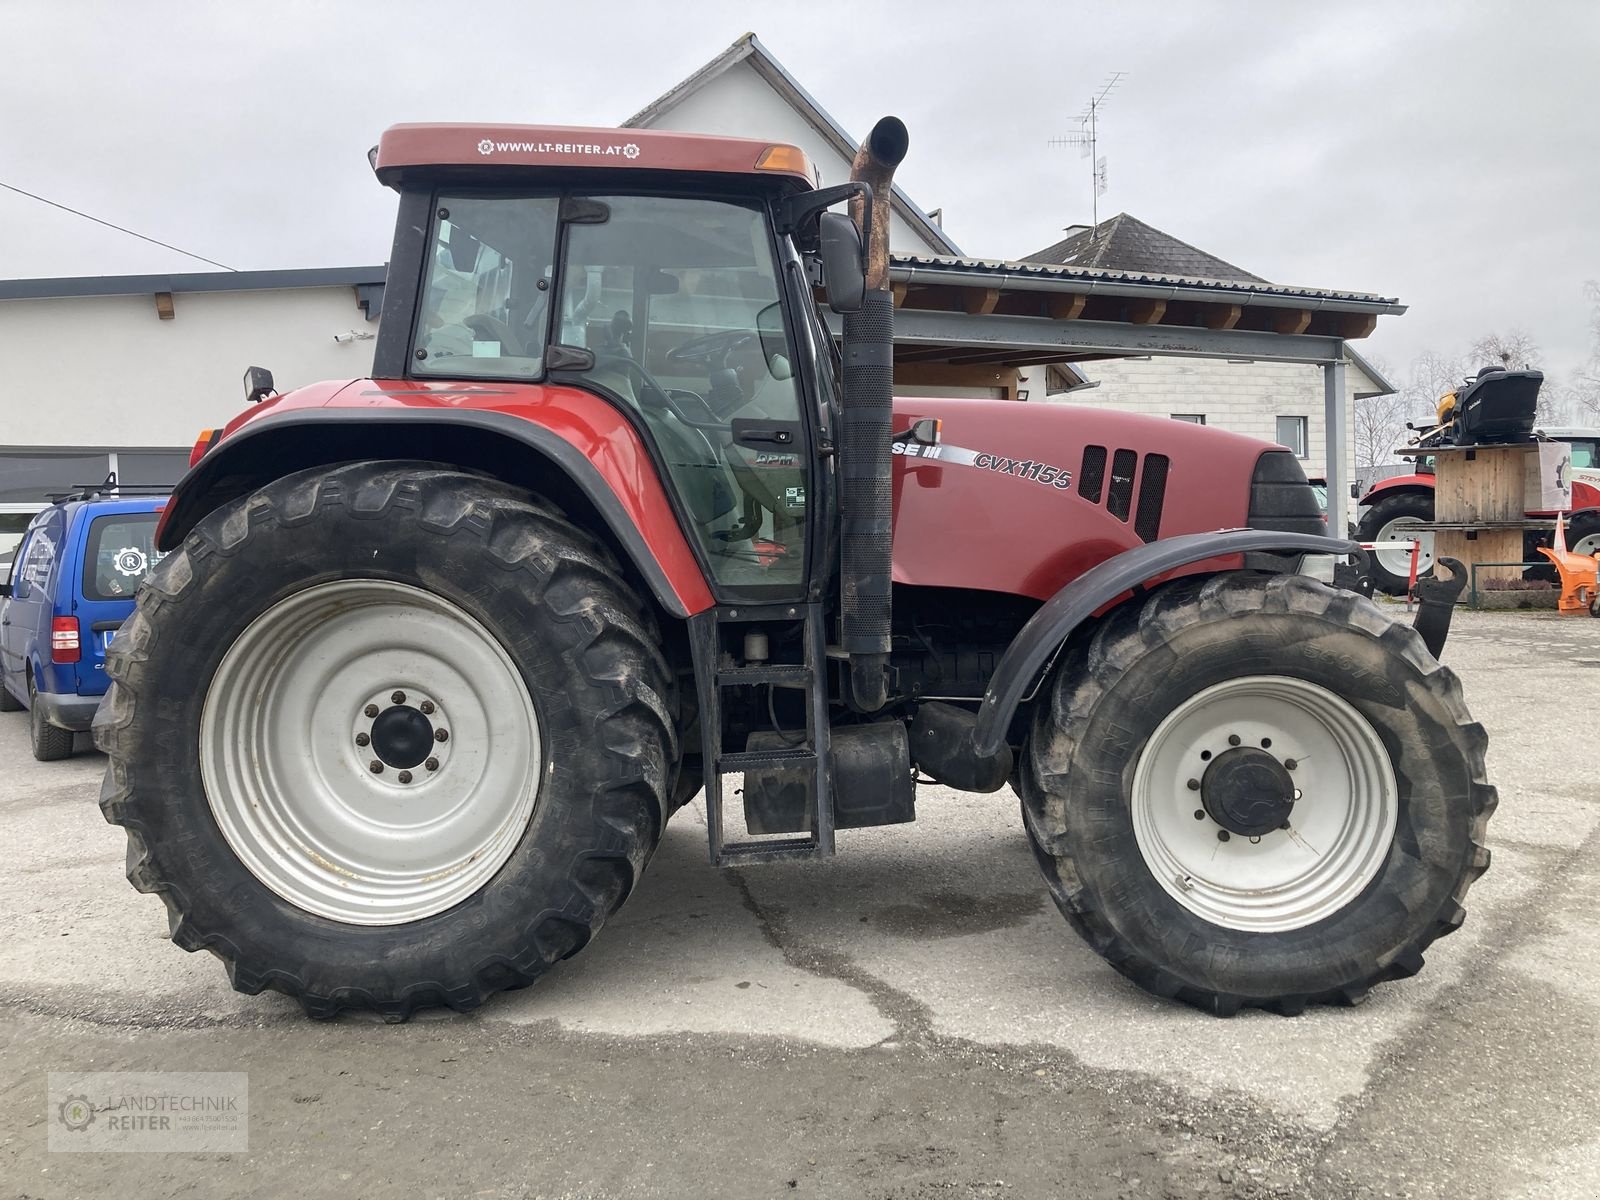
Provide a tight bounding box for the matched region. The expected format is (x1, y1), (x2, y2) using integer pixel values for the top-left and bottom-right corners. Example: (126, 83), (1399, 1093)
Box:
(555, 195), (808, 594)
(82, 513), (164, 601)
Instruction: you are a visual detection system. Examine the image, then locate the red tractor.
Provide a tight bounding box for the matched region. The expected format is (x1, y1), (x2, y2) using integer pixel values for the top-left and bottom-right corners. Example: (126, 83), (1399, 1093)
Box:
(1358, 425), (1600, 594)
(97, 118), (1494, 1020)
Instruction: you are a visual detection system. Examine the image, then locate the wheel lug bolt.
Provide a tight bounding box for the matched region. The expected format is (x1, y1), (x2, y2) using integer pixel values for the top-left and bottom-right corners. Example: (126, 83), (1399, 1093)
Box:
(397, 770), (413, 784)
(1261, 737), (1272, 748)
(392, 690), (407, 705)
(1284, 758), (1298, 771)
(1186, 778), (1200, 791)
(434, 729), (449, 742)
(1193, 809), (1205, 821)
(369, 760), (384, 774)
(355, 732), (370, 747)
(420, 700), (435, 715)
(364, 704), (379, 718)
(425, 757), (439, 772)
(1217, 830), (1231, 842)
(1227, 734), (1241, 747)
(1280, 822), (1291, 831)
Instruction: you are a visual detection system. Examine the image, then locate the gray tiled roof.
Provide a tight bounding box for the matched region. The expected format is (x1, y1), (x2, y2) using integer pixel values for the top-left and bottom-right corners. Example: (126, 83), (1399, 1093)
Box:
(1024, 213), (1266, 285)
(892, 253), (1400, 309)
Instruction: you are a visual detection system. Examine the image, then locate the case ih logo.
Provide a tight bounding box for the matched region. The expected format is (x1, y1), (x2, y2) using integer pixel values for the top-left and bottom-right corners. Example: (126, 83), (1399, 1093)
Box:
(477, 139), (640, 159)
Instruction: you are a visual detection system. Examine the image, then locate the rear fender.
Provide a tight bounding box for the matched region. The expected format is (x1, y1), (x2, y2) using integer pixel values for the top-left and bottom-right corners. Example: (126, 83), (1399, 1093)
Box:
(971, 529), (1358, 756)
(1359, 475), (1435, 506)
(157, 409), (714, 617)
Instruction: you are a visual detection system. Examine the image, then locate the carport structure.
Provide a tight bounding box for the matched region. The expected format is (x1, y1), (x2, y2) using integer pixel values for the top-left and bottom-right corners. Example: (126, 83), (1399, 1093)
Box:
(850, 253), (1407, 535)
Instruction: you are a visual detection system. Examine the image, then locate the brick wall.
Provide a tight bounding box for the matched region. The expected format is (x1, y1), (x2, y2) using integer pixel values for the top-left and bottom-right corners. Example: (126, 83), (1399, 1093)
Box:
(1020, 357), (1361, 482)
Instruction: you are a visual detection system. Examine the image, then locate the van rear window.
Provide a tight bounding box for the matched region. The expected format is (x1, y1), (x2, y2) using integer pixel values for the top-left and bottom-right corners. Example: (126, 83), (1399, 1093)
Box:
(82, 514), (164, 600)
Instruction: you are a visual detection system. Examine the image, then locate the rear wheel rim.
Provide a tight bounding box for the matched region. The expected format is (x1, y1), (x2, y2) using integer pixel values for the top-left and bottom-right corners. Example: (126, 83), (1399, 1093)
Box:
(1131, 675), (1398, 933)
(1374, 515), (1434, 579)
(1570, 530), (1600, 557)
(200, 579), (541, 926)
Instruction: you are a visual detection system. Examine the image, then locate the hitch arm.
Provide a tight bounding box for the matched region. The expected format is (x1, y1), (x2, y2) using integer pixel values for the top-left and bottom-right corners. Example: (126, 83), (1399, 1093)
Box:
(1411, 556), (1466, 659)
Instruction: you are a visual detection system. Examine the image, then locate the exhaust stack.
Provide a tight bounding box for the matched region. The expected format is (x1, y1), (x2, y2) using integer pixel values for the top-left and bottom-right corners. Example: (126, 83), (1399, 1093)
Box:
(840, 116), (909, 712)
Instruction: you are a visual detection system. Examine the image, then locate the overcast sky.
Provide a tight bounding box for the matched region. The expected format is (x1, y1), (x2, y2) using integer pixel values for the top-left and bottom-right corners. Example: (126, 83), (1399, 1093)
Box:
(4, 0), (1597, 385)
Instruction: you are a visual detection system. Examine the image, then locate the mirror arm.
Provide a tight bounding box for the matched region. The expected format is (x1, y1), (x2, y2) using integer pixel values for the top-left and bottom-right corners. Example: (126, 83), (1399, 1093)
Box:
(777, 182), (870, 241)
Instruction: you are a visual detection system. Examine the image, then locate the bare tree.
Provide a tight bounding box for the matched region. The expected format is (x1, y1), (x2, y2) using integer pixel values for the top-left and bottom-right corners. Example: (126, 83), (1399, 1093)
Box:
(1351, 354), (1413, 469)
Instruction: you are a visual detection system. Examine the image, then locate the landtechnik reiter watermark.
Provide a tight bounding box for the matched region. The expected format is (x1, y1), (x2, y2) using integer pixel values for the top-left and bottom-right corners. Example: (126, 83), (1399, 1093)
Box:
(48, 1072), (248, 1152)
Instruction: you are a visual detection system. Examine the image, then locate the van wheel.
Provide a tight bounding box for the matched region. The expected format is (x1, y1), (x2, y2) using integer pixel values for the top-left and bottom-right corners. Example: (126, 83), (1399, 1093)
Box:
(97, 461), (676, 1021)
(29, 680), (75, 761)
(1021, 572), (1495, 1016)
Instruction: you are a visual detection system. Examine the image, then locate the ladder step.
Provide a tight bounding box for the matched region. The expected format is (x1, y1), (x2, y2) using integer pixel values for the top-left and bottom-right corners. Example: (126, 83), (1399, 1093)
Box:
(718, 746), (816, 771)
(716, 837), (823, 865)
(716, 663), (812, 686)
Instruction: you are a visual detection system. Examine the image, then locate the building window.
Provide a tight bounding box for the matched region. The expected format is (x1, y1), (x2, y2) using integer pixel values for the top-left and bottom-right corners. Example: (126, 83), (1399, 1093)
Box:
(1171, 414), (1206, 425)
(1276, 416), (1309, 458)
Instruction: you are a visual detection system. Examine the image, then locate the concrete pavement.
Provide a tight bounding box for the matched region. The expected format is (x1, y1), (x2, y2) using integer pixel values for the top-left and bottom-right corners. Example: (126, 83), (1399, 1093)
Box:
(1, 608), (1596, 1198)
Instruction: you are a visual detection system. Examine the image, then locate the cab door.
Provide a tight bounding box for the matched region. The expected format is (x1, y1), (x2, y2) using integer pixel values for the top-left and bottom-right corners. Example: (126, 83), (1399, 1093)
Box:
(1, 509), (64, 696)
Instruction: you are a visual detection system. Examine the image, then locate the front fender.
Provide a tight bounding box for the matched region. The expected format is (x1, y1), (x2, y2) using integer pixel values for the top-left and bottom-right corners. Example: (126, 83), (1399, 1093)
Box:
(971, 528), (1358, 756)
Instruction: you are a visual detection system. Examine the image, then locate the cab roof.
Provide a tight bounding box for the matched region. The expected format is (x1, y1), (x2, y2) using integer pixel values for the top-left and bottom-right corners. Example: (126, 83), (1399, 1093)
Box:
(373, 124), (817, 189)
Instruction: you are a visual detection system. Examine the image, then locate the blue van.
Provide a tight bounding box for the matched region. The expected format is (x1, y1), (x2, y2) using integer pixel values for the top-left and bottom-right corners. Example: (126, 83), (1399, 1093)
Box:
(0, 494), (168, 760)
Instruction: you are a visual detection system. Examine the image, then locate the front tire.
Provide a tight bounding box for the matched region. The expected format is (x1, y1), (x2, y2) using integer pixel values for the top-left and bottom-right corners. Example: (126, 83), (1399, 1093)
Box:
(1355, 492), (1435, 595)
(96, 462), (676, 1020)
(1019, 572), (1495, 1016)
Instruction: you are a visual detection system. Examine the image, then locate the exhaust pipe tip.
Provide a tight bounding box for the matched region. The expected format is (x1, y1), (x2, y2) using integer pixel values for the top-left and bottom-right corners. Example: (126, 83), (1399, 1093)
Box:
(864, 116), (909, 171)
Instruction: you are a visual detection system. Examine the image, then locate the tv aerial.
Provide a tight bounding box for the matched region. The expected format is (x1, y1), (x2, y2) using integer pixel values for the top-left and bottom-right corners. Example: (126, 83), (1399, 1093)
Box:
(1048, 72), (1126, 227)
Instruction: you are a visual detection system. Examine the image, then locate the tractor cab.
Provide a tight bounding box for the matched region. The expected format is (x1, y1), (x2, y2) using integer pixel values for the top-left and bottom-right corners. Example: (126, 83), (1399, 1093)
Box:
(371, 125), (854, 602)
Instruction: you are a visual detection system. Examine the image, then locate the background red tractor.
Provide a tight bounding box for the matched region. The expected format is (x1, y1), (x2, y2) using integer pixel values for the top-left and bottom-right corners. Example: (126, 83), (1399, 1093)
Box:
(96, 118), (1494, 1021)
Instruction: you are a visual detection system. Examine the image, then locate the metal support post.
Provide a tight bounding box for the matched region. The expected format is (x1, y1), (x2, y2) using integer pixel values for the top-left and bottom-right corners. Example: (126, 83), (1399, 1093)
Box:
(1324, 351), (1349, 537)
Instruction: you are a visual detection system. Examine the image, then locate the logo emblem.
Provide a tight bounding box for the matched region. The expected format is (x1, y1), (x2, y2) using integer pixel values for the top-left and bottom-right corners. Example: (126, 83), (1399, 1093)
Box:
(476, 138), (494, 155)
(114, 547), (148, 577)
(58, 1094), (95, 1132)
(622, 143), (640, 159)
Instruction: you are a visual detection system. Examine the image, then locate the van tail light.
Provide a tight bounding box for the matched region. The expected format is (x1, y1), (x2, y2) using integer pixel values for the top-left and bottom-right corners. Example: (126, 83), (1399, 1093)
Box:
(51, 616), (81, 664)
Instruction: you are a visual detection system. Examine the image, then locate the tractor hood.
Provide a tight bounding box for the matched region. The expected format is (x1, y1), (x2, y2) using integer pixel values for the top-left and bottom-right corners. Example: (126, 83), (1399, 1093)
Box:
(888, 397), (1299, 601)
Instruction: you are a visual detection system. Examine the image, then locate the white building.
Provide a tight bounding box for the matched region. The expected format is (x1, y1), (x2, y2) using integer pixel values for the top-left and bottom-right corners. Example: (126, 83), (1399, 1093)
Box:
(0, 268), (382, 498)
(0, 34), (1393, 507)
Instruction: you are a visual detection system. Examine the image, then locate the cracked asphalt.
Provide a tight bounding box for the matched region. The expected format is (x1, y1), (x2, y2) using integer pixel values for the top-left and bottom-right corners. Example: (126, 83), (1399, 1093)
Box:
(1, 608), (1597, 1199)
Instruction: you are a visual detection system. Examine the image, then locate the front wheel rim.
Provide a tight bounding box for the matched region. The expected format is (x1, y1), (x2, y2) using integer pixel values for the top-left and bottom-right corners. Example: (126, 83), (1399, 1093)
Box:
(1569, 531), (1600, 558)
(200, 579), (541, 926)
(1374, 516), (1434, 579)
(1131, 675), (1398, 933)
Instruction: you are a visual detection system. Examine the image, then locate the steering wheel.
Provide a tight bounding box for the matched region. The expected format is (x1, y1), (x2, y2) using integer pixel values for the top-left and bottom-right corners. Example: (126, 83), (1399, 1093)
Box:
(665, 328), (758, 366)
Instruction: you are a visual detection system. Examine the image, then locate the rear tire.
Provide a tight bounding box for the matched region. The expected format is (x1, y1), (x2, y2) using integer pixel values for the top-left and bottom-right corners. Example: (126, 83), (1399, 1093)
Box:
(29, 681), (74, 761)
(1019, 572), (1495, 1016)
(1566, 511), (1600, 559)
(1355, 492), (1435, 595)
(96, 461), (676, 1020)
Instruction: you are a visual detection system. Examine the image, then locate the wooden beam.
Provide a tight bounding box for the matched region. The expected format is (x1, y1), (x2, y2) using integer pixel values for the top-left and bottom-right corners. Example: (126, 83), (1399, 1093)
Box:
(891, 281), (908, 308)
(894, 362), (1023, 400)
(1272, 308), (1313, 336)
(1127, 298), (1167, 325)
(1338, 312), (1379, 339)
(1047, 292), (1087, 321)
(962, 287), (1000, 316)
(1202, 303), (1242, 331)
(154, 292), (175, 320)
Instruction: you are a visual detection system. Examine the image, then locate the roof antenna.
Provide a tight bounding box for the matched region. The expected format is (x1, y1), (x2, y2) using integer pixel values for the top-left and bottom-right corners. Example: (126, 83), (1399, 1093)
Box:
(1048, 72), (1125, 228)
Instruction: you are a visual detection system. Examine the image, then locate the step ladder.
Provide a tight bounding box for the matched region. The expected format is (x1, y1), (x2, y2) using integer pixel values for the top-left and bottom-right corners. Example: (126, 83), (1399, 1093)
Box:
(687, 602), (834, 866)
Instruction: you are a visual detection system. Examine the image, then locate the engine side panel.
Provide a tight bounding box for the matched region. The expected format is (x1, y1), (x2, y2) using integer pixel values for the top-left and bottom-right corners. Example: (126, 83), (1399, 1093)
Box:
(889, 397), (1271, 601)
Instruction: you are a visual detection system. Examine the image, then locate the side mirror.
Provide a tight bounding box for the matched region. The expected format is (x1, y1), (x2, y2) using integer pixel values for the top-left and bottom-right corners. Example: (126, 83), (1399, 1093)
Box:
(244, 365), (276, 404)
(818, 211), (865, 314)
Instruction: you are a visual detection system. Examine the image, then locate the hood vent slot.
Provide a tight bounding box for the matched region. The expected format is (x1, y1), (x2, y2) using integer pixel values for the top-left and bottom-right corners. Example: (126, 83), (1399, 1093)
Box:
(1106, 449), (1138, 521)
(1078, 445), (1107, 503)
(1134, 454), (1169, 542)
